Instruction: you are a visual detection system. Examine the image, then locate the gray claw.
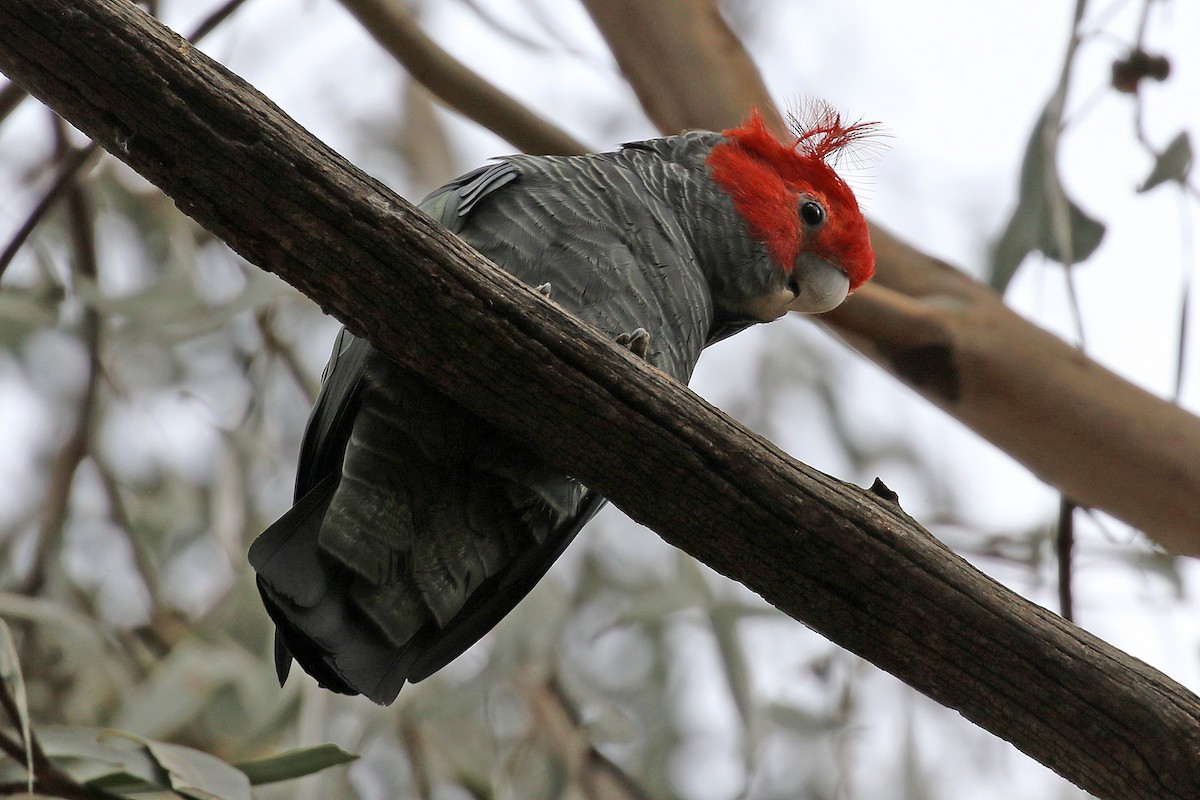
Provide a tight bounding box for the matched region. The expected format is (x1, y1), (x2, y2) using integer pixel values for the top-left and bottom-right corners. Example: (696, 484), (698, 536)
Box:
(535, 282), (552, 298)
(616, 327), (651, 359)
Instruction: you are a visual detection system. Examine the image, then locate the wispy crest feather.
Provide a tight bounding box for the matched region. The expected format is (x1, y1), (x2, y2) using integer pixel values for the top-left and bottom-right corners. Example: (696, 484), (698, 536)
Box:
(785, 99), (883, 166)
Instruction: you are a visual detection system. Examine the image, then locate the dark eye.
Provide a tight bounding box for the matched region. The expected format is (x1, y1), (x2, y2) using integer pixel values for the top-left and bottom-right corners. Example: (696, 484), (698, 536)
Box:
(800, 200), (826, 227)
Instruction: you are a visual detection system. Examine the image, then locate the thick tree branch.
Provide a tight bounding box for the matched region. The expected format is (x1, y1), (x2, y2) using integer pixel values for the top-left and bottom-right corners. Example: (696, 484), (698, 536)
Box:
(579, 0), (1200, 556)
(1, 2), (1198, 798)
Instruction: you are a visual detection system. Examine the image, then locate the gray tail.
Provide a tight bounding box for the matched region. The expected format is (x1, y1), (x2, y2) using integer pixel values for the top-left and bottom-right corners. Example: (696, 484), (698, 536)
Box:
(248, 475), (414, 704)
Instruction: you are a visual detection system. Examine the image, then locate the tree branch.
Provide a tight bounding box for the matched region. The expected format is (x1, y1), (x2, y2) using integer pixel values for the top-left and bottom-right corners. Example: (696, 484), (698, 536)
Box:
(522, 674), (652, 800)
(23, 119), (102, 597)
(1, 2), (1198, 797)
(578, 0), (1200, 556)
(336, 0), (586, 156)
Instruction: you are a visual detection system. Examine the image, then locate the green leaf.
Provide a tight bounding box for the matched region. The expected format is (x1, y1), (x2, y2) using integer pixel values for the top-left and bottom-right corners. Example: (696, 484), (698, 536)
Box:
(143, 739), (252, 800)
(0, 619), (33, 793)
(989, 104), (1105, 293)
(233, 744), (359, 785)
(35, 727), (167, 794)
(766, 702), (840, 735)
(1139, 131), (1193, 192)
(33, 727), (252, 800)
(0, 285), (59, 343)
(113, 641), (276, 739)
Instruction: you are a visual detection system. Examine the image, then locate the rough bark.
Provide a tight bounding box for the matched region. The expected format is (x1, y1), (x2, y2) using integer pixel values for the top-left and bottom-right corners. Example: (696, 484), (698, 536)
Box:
(579, 0), (1200, 556)
(1, 1), (1199, 797)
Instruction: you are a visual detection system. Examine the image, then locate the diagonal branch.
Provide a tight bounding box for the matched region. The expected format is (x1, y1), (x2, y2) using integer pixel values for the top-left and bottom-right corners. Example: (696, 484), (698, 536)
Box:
(336, 0), (585, 156)
(0, 2), (1198, 798)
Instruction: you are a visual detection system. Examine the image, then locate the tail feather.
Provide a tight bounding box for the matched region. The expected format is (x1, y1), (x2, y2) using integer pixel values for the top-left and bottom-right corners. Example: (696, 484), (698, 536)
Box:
(250, 474), (417, 703)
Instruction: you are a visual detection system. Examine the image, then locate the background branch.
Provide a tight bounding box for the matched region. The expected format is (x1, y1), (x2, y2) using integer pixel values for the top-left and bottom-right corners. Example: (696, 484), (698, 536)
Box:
(337, 0), (585, 156)
(22, 120), (102, 597)
(577, 0), (1200, 556)
(0, 2), (1197, 798)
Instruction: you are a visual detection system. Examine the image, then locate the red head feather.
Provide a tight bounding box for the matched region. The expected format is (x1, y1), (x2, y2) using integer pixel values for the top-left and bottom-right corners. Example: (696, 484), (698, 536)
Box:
(706, 106), (877, 290)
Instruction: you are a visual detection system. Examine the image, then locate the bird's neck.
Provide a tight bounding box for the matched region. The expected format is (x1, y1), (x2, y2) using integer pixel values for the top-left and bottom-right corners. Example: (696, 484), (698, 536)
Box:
(613, 133), (780, 322)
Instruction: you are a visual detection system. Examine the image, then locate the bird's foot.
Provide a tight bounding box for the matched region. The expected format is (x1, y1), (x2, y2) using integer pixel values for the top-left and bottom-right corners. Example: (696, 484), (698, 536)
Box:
(615, 327), (651, 359)
(535, 282), (552, 298)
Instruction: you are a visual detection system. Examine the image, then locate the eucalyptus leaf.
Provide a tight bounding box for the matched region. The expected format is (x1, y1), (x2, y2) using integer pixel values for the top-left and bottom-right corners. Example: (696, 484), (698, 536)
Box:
(35, 726), (254, 799)
(989, 104), (1106, 293)
(143, 739), (252, 800)
(114, 641), (274, 739)
(34, 726), (167, 793)
(1139, 131), (1193, 193)
(0, 619), (33, 792)
(233, 743), (358, 785)
(0, 287), (59, 343)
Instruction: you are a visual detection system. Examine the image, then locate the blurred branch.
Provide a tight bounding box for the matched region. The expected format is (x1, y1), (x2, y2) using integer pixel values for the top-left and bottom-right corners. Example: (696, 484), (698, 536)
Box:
(398, 721), (433, 800)
(0, 80), (25, 126)
(336, 0), (585, 155)
(189, 0), (252, 42)
(577, 0), (1200, 556)
(2, 3), (1198, 797)
(256, 308), (320, 402)
(578, 0), (783, 136)
(0, 0), (253, 285)
(95, 459), (162, 607)
(23, 119), (103, 597)
(0, 143), (99, 283)
(524, 674), (651, 800)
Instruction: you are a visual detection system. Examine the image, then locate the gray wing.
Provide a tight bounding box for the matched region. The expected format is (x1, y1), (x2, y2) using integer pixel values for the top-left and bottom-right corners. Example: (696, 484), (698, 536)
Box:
(250, 155), (718, 704)
(251, 163), (603, 703)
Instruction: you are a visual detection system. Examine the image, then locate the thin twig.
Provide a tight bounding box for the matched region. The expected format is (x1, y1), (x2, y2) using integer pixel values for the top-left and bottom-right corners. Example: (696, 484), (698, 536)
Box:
(0, 143), (99, 283)
(1057, 498), (1076, 622)
(256, 308), (320, 402)
(1044, 0), (1091, 350)
(22, 117), (103, 597)
(1174, 193), (1193, 401)
(95, 458), (161, 607)
(523, 673), (652, 800)
(399, 720), (433, 800)
(0, 0), (257, 285)
(189, 0), (253, 41)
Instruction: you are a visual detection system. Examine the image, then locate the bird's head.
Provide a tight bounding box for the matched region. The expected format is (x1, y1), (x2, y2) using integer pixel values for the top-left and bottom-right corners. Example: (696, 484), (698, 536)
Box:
(706, 105), (878, 319)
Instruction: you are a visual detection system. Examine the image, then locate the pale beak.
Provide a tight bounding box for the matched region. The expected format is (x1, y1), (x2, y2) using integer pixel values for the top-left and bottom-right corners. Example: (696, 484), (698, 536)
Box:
(787, 255), (850, 313)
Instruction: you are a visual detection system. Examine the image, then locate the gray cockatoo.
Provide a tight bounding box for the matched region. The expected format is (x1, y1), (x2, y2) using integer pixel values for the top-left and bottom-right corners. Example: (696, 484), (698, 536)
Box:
(249, 107), (876, 704)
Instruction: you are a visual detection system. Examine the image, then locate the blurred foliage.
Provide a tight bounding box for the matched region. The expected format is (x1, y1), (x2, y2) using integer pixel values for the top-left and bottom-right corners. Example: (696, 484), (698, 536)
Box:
(0, 0), (1193, 799)
(989, 0), (1200, 302)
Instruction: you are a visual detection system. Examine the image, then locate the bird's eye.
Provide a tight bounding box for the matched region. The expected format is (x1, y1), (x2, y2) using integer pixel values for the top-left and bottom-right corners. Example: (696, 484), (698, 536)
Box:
(800, 200), (826, 227)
